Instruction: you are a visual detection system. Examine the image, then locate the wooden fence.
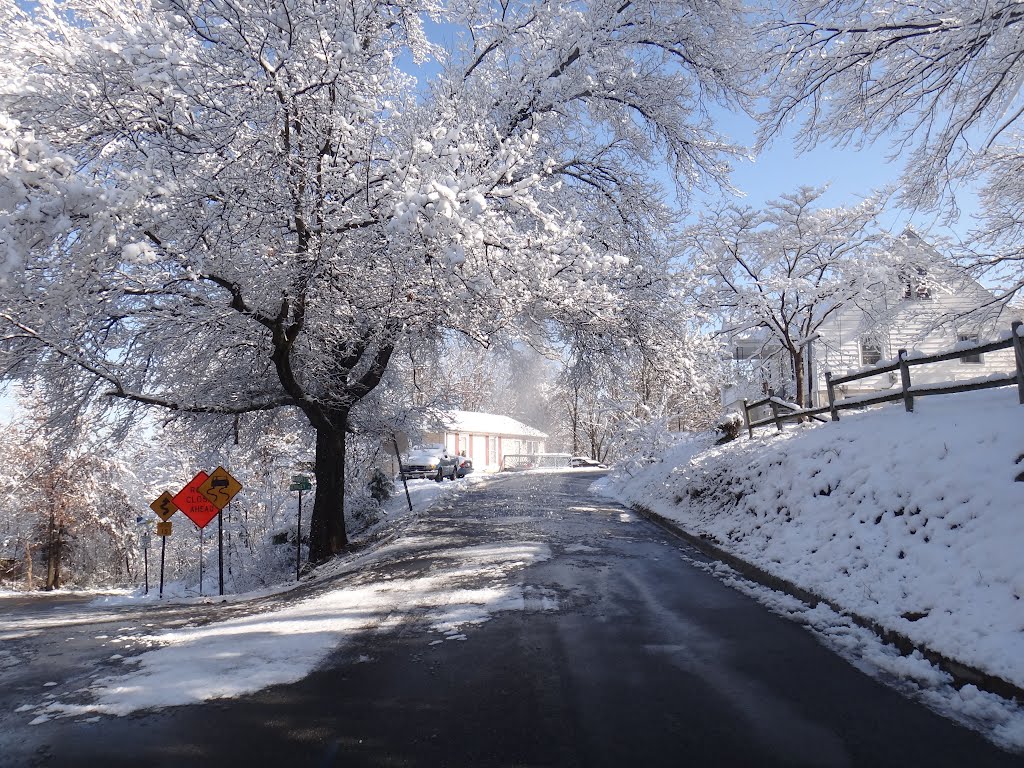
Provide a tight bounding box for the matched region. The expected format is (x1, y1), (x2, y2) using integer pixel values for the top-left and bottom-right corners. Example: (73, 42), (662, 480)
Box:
(742, 321), (1024, 439)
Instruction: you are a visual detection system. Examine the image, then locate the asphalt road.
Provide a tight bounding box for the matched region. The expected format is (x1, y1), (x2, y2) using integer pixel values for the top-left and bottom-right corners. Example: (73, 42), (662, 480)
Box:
(2, 471), (1020, 767)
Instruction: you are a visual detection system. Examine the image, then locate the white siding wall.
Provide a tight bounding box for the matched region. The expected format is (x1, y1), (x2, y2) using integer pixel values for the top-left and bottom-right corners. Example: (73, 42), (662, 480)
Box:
(426, 432), (548, 471)
(811, 286), (1018, 405)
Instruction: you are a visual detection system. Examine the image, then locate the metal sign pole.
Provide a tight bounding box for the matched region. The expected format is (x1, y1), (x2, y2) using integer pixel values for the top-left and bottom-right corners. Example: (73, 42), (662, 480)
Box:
(296, 488), (302, 581)
(394, 438), (413, 512)
(199, 527), (204, 596)
(159, 536), (166, 599)
(217, 509), (224, 596)
(143, 540), (149, 595)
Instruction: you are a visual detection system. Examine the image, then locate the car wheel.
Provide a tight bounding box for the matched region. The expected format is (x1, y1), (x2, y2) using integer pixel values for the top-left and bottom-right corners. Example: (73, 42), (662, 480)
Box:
(435, 467), (443, 482)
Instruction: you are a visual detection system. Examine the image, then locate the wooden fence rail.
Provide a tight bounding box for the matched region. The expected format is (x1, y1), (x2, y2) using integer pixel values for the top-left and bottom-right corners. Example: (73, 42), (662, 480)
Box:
(743, 321), (1023, 438)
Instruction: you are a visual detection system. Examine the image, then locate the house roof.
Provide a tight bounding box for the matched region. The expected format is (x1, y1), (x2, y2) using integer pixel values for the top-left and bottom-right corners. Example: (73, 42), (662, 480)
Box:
(432, 409), (548, 439)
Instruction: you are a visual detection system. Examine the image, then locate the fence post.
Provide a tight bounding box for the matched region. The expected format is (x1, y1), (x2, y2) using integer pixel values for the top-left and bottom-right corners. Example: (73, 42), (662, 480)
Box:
(898, 349), (914, 413)
(742, 399), (753, 440)
(1012, 320), (1024, 405)
(825, 371), (839, 422)
(768, 389), (783, 432)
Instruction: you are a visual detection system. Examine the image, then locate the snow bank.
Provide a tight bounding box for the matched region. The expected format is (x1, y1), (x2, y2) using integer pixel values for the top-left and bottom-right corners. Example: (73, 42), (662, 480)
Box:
(88, 472), (499, 607)
(600, 388), (1024, 689)
(36, 538), (551, 718)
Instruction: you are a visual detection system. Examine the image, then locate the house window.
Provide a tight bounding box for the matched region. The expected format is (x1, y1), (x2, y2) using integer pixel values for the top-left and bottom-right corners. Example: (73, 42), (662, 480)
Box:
(734, 345), (759, 361)
(860, 336), (883, 366)
(958, 334), (982, 364)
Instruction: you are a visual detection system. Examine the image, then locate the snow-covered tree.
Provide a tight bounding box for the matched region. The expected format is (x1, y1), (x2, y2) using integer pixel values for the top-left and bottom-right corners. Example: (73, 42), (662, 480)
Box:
(0, 0), (756, 563)
(685, 187), (891, 407)
(558, 311), (723, 460)
(761, 0), (1024, 300)
(0, 409), (137, 590)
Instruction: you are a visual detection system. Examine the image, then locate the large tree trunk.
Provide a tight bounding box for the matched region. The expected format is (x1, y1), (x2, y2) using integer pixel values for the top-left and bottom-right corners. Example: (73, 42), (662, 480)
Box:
(275, 334), (393, 567)
(308, 421), (349, 564)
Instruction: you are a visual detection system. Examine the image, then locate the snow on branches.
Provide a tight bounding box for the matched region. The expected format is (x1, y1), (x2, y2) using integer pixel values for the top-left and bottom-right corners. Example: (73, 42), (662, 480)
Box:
(0, 0), (755, 559)
(762, 0), (1024, 300)
(685, 186), (892, 407)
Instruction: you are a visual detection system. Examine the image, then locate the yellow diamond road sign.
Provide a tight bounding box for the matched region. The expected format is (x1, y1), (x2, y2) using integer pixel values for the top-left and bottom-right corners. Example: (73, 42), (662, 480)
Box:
(149, 491), (179, 522)
(197, 466), (243, 510)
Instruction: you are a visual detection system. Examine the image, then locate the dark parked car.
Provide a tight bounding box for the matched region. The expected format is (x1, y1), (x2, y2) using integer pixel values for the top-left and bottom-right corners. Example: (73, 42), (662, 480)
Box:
(570, 456), (607, 468)
(455, 456), (473, 478)
(400, 446), (458, 482)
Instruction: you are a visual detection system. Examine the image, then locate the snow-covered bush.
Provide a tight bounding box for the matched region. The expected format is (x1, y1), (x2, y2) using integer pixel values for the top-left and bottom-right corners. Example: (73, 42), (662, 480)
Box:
(715, 412), (743, 443)
(347, 499), (384, 537)
(367, 467), (394, 502)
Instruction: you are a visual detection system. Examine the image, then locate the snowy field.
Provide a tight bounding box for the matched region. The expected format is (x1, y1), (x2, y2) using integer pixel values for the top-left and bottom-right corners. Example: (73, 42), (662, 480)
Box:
(598, 388), (1024, 741)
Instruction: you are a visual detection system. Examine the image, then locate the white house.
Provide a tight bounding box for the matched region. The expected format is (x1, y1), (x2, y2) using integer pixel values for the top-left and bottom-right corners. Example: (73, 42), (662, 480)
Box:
(423, 410), (547, 472)
(722, 231), (1020, 411)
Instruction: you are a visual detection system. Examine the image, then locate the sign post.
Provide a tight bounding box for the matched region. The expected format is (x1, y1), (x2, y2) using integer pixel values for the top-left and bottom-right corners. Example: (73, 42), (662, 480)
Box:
(296, 487), (303, 581)
(149, 494), (180, 599)
(173, 471), (222, 594)
(392, 437), (413, 512)
(197, 466), (243, 597)
(142, 531), (151, 595)
(289, 475), (312, 580)
(160, 534), (165, 598)
(199, 528), (204, 596)
(155, 521), (173, 597)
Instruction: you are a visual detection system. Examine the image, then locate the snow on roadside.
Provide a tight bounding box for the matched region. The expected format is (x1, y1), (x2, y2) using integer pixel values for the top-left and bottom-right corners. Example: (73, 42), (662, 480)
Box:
(0, 587), (133, 600)
(30, 537), (551, 719)
(686, 555), (1024, 753)
(85, 471), (502, 608)
(599, 388), (1024, 691)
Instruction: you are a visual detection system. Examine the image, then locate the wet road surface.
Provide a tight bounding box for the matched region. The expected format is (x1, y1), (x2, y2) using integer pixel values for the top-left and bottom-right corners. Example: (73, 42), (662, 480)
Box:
(2, 471), (1019, 767)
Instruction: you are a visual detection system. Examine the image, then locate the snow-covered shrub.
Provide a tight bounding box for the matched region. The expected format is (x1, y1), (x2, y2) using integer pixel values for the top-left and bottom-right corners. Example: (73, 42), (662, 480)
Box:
(612, 414), (681, 466)
(347, 499), (384, 537)
(367, 467), (394, 502)
(715, 412), (743, 443)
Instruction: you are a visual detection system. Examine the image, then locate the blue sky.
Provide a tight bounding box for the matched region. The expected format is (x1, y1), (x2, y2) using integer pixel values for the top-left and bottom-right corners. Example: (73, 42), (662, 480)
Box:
(690, 107), (977, 243)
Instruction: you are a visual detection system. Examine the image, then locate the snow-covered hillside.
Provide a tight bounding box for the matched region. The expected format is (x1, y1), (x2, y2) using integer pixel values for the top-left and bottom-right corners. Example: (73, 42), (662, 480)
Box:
(599, 388), (1024, 690)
